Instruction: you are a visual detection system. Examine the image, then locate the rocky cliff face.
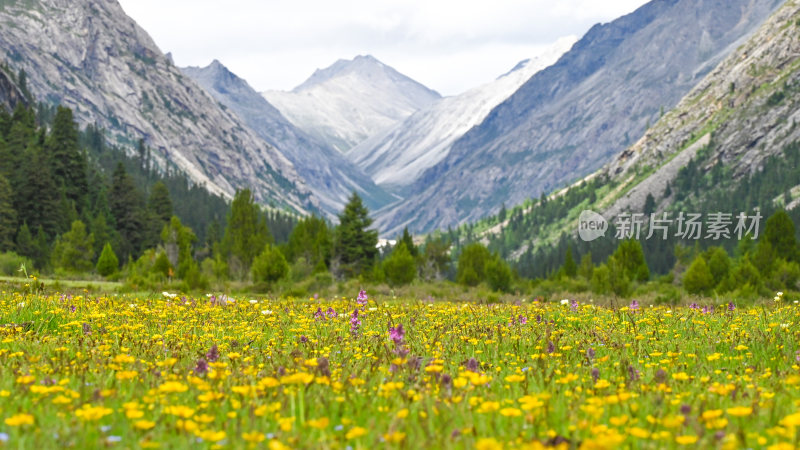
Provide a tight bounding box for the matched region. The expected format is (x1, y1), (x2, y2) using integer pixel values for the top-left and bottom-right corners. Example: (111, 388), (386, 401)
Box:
(263, 55), (441, 153)
(376, 0), (783, 235)
(0, 0), (316, 214)
(0, 68), (27, 111)
(602, 0), (800, 219)
(183, 60), (393, 218)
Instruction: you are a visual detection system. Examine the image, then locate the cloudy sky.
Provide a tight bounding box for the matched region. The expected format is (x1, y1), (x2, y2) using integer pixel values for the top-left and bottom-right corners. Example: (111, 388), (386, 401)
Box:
(118, 0), (649, 96)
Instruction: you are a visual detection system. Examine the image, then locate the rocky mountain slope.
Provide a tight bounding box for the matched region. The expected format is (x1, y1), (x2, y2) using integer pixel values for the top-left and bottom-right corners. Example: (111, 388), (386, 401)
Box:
(377, 0), (784, 235)
(347, 37), (577, 194)
(182, 60), (393, 217)
(263, 55), (441, 153)
(470, 0), (800, 261)
(0, 0), (316, 214)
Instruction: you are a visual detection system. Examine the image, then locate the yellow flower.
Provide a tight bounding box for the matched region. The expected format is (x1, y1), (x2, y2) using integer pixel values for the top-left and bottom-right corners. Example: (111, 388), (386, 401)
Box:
(345, 426), (367, 440)
(15, 375), (35, 385)
(475, 437), (504, 450)
(781, 412), (800, 427)
(280, 372), (314, 385)
(135, 420), (156, 430)
(477, 401), (501, 413)
(675, 435), (699, 445)
(499, 408), (522, 417)
(126, 409), (145, 419)
(164, 405), (195, 419)
(504, 374), (525, 383)
(383, 431), (406, 443)
(227, 352), (241, 360)
(75, 404), (113, 421)
(5, 413), (34, 426)
(726, 406), (753, 417)
(242, 431), (265, 443)
(116, 370), (138, 380)
(672, 372), (689, 381)
(628, 427), (650, 438)
(279, 417), (294, 432)
(307, 417), (329, 429)
(158, 381), (188, 394)
(396, 408), (410, 419)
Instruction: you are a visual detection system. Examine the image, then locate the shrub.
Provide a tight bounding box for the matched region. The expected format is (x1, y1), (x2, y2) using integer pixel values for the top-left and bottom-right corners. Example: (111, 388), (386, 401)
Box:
(96, 243), (119, 277)
(683, 255), (714, 295)
(0, 251), (33, 276)
(382, 242), (416, 287)
(251, 244), (288, 285)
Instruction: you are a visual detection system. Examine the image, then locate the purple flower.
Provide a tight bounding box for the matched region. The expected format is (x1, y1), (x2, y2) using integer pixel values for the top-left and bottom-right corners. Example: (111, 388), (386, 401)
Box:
(206, 344), (219, 362)
(518, 315), (528, 325)
(795, 350), (800, 363)
(357, 290), (368, 307)
(536, 315), (542, 324)
(628, 365), (640, 382)
(591, 367), (600, 383)
(299, 335), (308, 344)
(194, 358), (209, 375)
(326, 307), (337, 318)
(680, 404), (691, 415)
(728, 302), (736, 312)
(570, 299), (579, 311)
(587, 347), (595, 360)
(547, 341), (556, 354)
(629, 300), (640, 311)
(389, 324), (405, 345)
(702, 306), (714, 314)
(314, 307), (324, 320)
(465, 358), (480, 372)
(82, 323), (91, 335)
(350, 309), (361, 335)
(689, 303), (699, 310)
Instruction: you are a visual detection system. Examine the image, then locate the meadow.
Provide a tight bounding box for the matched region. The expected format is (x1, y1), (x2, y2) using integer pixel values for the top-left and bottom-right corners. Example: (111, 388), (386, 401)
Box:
(0, 283), (799, 449)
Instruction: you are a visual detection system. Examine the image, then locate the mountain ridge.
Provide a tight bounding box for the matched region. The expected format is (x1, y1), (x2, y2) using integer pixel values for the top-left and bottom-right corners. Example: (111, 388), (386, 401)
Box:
(375, 0), (784, 235)
(0, 0), (317, 215)
(263, 55), (441, 153)
(182, 59), (394, 218)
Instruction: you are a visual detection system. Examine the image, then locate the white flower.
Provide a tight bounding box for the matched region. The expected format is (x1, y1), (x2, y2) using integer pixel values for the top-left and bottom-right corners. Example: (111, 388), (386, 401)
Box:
(162, 291), (177, 299)
(780, 323), (790, 329)
(17, 302), (24, 308)
(260, 310), (272, 315)
(777, 291), (784, 296)
(249, 299), (259, 304)
(560, 299), (570, 305)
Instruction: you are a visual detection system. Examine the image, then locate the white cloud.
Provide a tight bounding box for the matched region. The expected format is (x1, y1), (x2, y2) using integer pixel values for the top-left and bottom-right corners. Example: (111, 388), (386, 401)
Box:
(118, 0), (648, 95)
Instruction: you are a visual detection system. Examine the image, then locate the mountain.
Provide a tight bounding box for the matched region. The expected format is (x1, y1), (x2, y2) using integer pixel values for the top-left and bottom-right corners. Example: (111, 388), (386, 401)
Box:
(0, 0), (316, 214)
(376, 0), (784, 235)
(262, 55), (441, 153)
(459, 0), (800, 274)
(182, 60), (394, 218)
(348, 37), (577, 193)
(0, 67), (27, 111)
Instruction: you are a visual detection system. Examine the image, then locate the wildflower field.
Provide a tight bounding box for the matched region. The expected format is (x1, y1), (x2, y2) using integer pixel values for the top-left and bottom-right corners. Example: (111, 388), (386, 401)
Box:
(1, 289), (799, 449)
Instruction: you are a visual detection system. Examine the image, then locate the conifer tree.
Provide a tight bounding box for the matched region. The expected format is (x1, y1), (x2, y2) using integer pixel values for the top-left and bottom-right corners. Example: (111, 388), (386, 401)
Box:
(0, 174), (16, 251)
(333, 192), (378, 277)
(96, 242), (119, 277)
(51, 220), (94, 273)
(46, 106), (88, 212)
(109, 163), (145, 261)
(222, 189), (271, 277)
(148, 181), (173, 224)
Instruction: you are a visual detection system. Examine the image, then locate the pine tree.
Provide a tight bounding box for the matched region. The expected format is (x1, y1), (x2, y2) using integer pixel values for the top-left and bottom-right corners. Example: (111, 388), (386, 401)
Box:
(333, 192), (378, 277)
(109, 163), (145, 261)
(46, 106), (88, 212)
(0, 174), (16, 251)
(399, 227), (418, 258)
(15, 144), (61, 239)
(51, 220), (95, 273)
(457, 243), (491, 286)
(287, 215), (331, 268)
(383, 241), (416, 287)
(562, 245), (577, 278)
(148, 181), (173, 224)
(763, 209), (798, 262)
(161, 216), (196, 278)
(222, 189), (271, 278)
(683, 255), (715, 295)
(96, 242), (119, 277)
